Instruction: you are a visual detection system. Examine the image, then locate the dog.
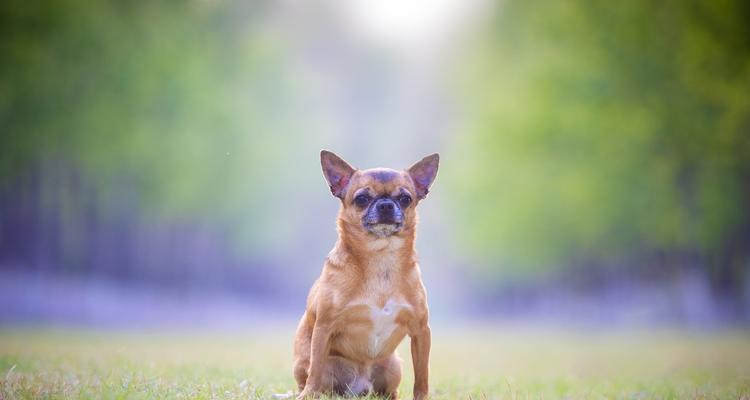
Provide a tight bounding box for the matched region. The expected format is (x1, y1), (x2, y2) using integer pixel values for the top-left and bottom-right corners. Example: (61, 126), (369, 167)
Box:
(293, 150), (439, 400)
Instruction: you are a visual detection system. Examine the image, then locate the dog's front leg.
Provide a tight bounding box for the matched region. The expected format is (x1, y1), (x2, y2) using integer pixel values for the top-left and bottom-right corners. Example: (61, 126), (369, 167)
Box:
(410, 324), (431, 400)
(297, 321), (332, 399)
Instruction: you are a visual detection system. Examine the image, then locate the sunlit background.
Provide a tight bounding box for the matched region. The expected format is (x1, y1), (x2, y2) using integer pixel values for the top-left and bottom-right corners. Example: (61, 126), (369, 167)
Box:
(2, 0), (749, 331)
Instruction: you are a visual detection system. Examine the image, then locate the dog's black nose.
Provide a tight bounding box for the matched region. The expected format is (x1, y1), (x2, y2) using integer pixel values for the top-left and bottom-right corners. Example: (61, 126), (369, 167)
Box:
(369, 198), (402, 225)
(377, 201), (395, 212)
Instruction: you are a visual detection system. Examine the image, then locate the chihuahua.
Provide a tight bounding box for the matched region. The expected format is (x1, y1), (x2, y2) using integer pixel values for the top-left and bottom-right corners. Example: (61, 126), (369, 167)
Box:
(293, 150), (439, 400)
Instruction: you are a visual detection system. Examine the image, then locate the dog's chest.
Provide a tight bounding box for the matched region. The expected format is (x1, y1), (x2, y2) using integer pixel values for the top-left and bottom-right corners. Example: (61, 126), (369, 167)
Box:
(336, 256), (414, 359)
(360, 267), (413, 356)
(366, 299), (409, 356)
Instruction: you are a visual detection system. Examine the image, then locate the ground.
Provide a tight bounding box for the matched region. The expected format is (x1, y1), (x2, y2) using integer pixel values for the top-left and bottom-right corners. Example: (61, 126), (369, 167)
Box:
(1, 326), (749, 399)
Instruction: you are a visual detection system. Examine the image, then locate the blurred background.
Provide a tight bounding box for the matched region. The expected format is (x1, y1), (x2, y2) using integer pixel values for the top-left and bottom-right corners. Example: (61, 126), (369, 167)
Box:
(1, 0), (749, 329)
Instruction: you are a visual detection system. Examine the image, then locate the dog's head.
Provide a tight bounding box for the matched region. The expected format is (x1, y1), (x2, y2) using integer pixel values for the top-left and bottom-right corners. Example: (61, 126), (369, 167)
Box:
(321, 150), (439, 238)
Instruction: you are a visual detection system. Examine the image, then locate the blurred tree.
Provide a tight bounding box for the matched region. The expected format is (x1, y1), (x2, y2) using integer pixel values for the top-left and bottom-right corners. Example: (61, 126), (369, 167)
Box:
(0, 0), (312, 279)
(453, 0), (750, 300)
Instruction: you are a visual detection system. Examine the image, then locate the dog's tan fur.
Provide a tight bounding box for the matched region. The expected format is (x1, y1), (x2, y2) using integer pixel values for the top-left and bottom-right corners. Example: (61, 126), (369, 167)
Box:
(293, 151), (438, 400)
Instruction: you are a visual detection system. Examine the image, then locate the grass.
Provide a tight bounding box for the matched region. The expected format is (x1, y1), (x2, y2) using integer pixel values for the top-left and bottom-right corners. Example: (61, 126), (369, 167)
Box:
(1, 326), (749, 399)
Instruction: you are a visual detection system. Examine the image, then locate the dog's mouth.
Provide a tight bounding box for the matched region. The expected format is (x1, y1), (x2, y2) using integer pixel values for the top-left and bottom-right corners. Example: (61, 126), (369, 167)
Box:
(364, 222), (403, 237)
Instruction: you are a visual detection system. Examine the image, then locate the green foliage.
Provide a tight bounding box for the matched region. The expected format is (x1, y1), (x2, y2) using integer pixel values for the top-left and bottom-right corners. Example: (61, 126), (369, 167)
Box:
(451, 0), (750, 273)
(0, 0), (318, 253)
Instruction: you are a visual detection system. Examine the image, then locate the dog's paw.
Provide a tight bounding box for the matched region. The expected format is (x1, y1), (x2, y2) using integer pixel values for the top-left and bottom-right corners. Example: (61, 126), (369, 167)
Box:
(413, 391), (429, 400)
(295, 388), (321, 400)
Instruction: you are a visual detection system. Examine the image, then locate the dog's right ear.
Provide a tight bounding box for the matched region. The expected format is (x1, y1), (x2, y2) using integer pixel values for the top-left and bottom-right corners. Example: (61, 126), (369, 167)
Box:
(321, 150), (356, 199)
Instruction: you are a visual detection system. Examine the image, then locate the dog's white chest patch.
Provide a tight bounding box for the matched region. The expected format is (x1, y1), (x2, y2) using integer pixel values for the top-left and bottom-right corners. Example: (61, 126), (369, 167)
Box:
(368, 300), (409, 357)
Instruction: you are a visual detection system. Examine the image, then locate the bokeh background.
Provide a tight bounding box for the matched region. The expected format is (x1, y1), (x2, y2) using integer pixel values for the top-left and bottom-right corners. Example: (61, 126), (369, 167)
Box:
(1, 0), (749, 330)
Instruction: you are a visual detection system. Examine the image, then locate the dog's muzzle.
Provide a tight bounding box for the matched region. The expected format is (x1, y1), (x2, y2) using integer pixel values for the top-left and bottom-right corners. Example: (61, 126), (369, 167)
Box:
(363, 198), (403, 236)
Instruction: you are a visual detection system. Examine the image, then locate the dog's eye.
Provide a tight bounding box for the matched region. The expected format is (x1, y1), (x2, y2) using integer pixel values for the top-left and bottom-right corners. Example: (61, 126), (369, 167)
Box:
(354, 194), (370, 207)
(398, 194), (412, 208)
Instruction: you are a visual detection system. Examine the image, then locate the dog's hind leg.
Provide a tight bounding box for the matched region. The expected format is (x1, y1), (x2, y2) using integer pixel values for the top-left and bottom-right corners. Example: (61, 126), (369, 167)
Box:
(328, 356), (372, 396)
(293, 359), (308, 392)
(293, 312), (313, 391)
(371, 353), (401, 399)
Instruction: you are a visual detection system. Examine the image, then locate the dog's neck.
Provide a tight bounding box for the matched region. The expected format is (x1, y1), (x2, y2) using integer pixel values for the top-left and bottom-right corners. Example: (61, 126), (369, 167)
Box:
(330, 215), (417, 272)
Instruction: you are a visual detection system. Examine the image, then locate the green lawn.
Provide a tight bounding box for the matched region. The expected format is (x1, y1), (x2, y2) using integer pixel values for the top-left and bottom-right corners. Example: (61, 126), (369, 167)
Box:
(1, 327), (749, 399)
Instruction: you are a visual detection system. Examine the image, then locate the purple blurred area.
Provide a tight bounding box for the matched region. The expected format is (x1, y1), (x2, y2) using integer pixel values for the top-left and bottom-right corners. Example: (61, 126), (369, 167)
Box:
(1, 165), (745, 327)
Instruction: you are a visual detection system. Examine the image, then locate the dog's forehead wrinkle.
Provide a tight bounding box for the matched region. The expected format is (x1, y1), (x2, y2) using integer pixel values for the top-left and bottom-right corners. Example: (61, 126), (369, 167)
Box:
(394, 187), (410, 197)
(364, 168), (401, 183)
(353, 187), (370, 196)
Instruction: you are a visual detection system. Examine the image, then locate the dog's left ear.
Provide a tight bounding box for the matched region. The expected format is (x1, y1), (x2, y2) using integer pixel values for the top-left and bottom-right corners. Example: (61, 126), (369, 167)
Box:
(407, 153), (439, 199)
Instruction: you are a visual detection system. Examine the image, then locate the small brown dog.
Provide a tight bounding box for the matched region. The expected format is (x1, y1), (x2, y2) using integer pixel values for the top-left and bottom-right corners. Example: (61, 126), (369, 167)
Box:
(293, 150), (439, 400)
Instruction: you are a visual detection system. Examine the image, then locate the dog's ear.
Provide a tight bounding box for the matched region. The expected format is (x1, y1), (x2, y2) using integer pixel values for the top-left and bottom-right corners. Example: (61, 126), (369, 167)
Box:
(321, 150), (356, 199)
(407, 153), (439, 199)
